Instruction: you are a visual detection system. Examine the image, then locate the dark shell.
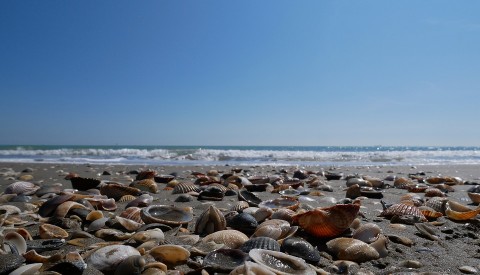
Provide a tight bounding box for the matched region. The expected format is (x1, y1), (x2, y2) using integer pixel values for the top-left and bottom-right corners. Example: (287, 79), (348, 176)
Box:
(238, 190), (262, 207)
(325, 172), (343, 180)
(113, 255), (146, 275)
(172, 182), (201, 194)
(281, 237), (320, 263)
(26, 239), (66, 253)
(198, 186), (225, 201)
(203, 249), (249, 273)
(35, 185), (63, 197)
(293, 169), (309, 180)
(154, 174), (175, 183)
(240, 237), (280, 252)
(70, 177), (101, 191)
(135, 170), (156, 180)
(244, 184), (269, 192)
(0, 253), (26, 275)
(227, 212), (258, 234)
(174, 194), (194, 202)
(141, 205), (193, 226)
(38, 194), (74, 217)
(248, 176), (271, 184)
(100, 183), (142, 201)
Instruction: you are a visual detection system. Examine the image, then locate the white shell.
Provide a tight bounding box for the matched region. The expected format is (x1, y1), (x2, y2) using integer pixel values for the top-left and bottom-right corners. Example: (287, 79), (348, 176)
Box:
(87, 244), (140, 272)
(248, 249), (316, 275)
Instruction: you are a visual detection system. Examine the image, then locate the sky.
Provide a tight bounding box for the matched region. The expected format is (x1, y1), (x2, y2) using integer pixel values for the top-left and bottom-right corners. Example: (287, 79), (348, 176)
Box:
(1, 1), (479, 146)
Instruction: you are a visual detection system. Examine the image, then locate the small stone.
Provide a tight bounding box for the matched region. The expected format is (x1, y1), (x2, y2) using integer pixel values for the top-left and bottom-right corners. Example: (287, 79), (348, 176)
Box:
(459, 266), (477, 274)
(102, 171), (111, 175)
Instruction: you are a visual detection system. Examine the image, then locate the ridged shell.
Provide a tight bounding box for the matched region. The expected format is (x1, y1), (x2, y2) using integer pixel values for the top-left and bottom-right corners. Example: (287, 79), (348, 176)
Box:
(118, 195), (137, 202)
(230, 201), (250, 212)
(100, 183), (142, 201)
(194, 205), (226, 236)
(280, 237), (320, 263)
(248, 249), (316, 275)
(393, 177), (412, 189)
(379, 203), (427, 222)
(425, 197), (449, 213)
(70, 177), (100, 191)
(141, 205), (193, 226)
(39, 223), (69, 239)
(201, 229), (249, 249)
(292, 203), (360, 238)
(172, 182), (201, 194)
(120, 207), (143, 223)
(326, 237), (381, 263)
(424, 188), (446, 197)
(4, 181), (40, 195)
(130, 179), (158, 193)
(418, 206), (443, 219)
(240, 237), (280, 252)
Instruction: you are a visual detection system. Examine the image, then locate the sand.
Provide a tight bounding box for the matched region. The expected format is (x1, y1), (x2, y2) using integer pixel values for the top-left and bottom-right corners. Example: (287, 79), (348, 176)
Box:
(1, 162), (480, 274)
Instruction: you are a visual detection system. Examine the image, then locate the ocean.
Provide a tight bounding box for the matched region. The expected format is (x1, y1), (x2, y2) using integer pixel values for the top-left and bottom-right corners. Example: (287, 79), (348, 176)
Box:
(0, 145), (479, 167)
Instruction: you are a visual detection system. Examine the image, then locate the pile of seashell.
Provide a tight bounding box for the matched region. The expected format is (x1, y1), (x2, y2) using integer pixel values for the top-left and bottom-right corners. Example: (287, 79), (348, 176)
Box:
(0, 167), (479, 274)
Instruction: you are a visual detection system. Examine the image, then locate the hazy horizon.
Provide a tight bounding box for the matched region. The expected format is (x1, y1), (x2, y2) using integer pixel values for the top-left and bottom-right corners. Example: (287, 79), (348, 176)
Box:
(2, 1), (480, 146)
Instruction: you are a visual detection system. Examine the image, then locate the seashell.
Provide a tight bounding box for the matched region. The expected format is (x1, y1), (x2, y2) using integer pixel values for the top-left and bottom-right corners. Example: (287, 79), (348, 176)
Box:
(194, 205), (226, 236)
(240, 237), (280, 252)
(406, 184), (428, 193)
(95, 228), (133, 241)
(100, 182), (142, 201)
(362, 176), (384, 188)
(418, 206), (443, 219)
(86, 210), (104, 221)
(445, 200), (480, 221)
(120, 207), (143, 223)
(280, 237), (320, 263)
(141, 205), (193, 226)
(55, 201), (89, 218)
(115, 216), (143, 231)
(346, 178), (371, 187)
(230, 261), (276, 275)
(425, 196), (449, 213)
(227, 212), (259, 234)
(41, 251), (87, 274)
(9, 263), (43, 275)
(270, 208), (296, 224)
(70, 177), (100, 191)
(130, 179), (158, 193)
(201, 229), (249, 249)
(345, 184), (361, 199)
(248, 175), (271, 184)
(414, 223), (440, 241)
(126, 194), (153, 208)
(253, 219), (298, 240)
(100, 198), (117, 211)
(399, 193), (423, 206)
(202, 248), (249, 272)
(253, 207), (274, 223)
(468, 192), (480, 204)
(3, 231), (27, 255)
(118, 194), (137, 202)
(424, 187), (446, 197)
(154, 174), (175, 183)
(258, 197), (299, 211)
(244, 183), (270, 192)
(238, 190), (262, 207)
(249, 249), (316, 275)
(325, 172), (343, 180)
(86, 217), (109, 232)
(39, 223), (69, 239)
(174, 194), (194, 202)
(292, 203), (360, 238)
(434, 183), (455, 192)
(4, 181), (40, 195)
(386, 234), (414, 247)
(198, 185), (225, 201)
(326, 238), (379, 263)
(136, 170), (157, 180)
(394, 177), (413, 189)
(113, 255), (146, 275)
(130, 228), (165, 243)
(149, 244), (190, 267)
(207, 182), (229, 193)
(87, 244), (141, 272)
(278, 187), (301, 197)
(379, 202), (427, 222)
(35, 185), (63, 197)
(230, 201), (250, 212)
(352, 223), (382, 243)
(172, 182), (201, 194)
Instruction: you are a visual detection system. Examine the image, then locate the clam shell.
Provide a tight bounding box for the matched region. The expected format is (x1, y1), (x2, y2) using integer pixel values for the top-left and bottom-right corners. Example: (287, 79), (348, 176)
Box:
(126, 194), (153, 208)
(468, 192), (480, 204)
(445, 201), (480, 221)
(86, 210), (104, 221)
(194, 205), (226, 236)
(230, 261), (276, 275)
(425, 188), (446, 197)
(198, 185), (225, 201)
(172, 182), (201, 194)
(352, 223), (382, 243)
(379, 202), (427, 222)
(115, 216), (143, 231)
(3, 231), (27, 255)
(326, 238), (380, 263)
(87, 244), (141, 272)
(240, 237), (281, 252)
(114, 255), (146, 275)
(100, 183), (142, 201)
(120, 207), (143, 223)
(238, 190), (262, 207)
(227, 212), (258, 234)
(4, 181), (40, 195)
(253, 219), (298, 240)
(202, 248), (249, 272)
(258, 197), (299, 211)
(149, 244), (190, 267)
(393, 177), (412, 189)
(131, 228), (165, 243)
(201, 229), (249, 249)
(136, 170), (157, 180)
(292, 203), (360, 238)
(130, 179), (158, 193)
(154, 174), (175, 183)
(55, 201), (89, 218)
(70, 177), (100, 191)
(280, 237), (320, 263)
(39, 223), (69, 239)
(270, 208), (296, 223)
(248, 249), (316, 275)
(141, 205), (193, 226)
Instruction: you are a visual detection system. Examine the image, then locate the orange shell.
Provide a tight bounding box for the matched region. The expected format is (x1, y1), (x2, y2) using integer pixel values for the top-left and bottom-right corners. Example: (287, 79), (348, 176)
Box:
(292, 203), (360, 238)
(379, 203), (427, 222)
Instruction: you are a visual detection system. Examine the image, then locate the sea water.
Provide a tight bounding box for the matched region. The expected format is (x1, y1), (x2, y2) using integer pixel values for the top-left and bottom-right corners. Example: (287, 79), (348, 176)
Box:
(0, 145), (479, 166)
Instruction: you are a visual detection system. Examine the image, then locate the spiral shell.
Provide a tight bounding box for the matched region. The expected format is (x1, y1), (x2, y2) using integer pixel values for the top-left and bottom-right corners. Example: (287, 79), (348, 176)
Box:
(292, 203), (360, 238)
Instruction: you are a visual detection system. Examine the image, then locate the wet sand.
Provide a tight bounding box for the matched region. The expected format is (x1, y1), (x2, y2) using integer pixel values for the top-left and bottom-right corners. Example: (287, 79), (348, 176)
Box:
(1, 162), (480, 274)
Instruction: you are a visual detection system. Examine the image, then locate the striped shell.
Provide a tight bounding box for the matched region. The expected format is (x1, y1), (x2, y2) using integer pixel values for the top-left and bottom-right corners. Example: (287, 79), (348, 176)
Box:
(4, 181), (40, 195)
(292, 203), (360, 238)
(379, 203), (427, 222)
(424, 188), (446, 198)
(207, 183), (229, 193)
(100, 183), (142, 201)
(118, 195), (137, 202)
(120, 207), (143, 223)
(326, 238), (380, 263)
(418, 206), (443, 219)
(230, 201), (250, 212)
(253, 219), (297, 240)
(240, 237), (280, 252)
(130, 179), (158, 193)
(425, 197), (449, 213)
(172, 182), (201, 194)
(393, 177), (413, 189)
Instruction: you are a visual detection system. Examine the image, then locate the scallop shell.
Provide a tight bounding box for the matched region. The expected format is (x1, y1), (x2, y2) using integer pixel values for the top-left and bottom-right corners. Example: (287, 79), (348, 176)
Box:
(240, 237), (280, 252)
(379, 202), (427, 222)
(130, 179), (158, 194)
(100, 183), (142, 201)
(202, 248), (249, 272)
(280, 237), (320, 263)
(120, 207), (143, 223)
(149, 244), (190, 267)
(258, 197), (299, 211)
(86, 244), (141, 272)
(326, 238), (380, 263)
(118, 195), (137, 202)
(201, 229), (249, 249)
(4, 181), (40, 195)
(230, 201), (250, 212)
(194, 205), (226, 236)
(69, 177), (100, 191)
(141, 205), (193, 226)
(248, 249), (316, 275)
(292, 203), (360, 238)
(172, 182), (201, 194)
(39, 223), (69, 239)
(393, 177), (412, 189)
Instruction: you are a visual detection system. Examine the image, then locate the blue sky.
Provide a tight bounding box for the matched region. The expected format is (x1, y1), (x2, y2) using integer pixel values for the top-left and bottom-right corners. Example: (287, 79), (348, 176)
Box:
(1, 1), (479, 146)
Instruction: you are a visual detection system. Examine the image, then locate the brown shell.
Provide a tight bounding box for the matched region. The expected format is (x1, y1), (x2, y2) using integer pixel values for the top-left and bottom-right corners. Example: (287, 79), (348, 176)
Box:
(379, 203), (427, 222)
(424, 188), (446, 198)
(100, 183), (142, 201)
(136, 170), (157, 180)
(444, 200), (480, 221)
(201, 229), (249, 249)
(172, 182), (201, 194)
(418, 206), (443, 219)
(118, 195), (137, 202)
(120, 207), (143, 223)
(130, 179), (158, 194)
(405, 184), (428, 193)
(468, 192), (480, 204)
(393, 177), (413, 189)
(39, 223), (69, 239)
(194, 205), (226, 236)
(292, 203), (360, 238)
(230, 201), (250, 212)
(399, 194), (423, 207)
(425, 197), (449, 213)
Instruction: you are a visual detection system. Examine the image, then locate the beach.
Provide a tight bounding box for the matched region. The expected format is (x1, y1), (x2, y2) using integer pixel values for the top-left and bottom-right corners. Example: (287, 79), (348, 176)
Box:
(1, 162), (480, 274)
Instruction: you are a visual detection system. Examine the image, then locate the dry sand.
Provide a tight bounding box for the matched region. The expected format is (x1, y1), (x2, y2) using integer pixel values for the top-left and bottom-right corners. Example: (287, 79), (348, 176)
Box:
(1, 162), (480, 274)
